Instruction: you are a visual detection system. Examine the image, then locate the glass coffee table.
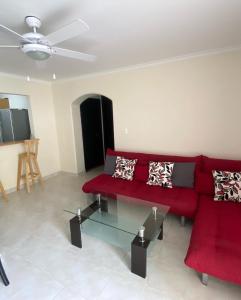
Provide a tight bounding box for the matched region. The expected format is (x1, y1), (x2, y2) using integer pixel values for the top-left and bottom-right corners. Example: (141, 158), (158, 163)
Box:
(65, 192), (169, 278)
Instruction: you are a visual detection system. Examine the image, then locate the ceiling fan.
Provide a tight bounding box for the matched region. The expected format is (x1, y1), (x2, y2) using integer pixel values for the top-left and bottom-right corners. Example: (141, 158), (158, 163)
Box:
(0, 16), (96, 62)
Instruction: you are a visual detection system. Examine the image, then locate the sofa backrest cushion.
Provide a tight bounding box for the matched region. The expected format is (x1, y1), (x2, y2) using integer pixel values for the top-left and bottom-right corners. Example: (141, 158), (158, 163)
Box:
(107, 149), (202, 167)
(195, 171), (214, 195)
(197, 156), (241, 196)
(107, 149), (202, 188)
(134, 164), (149, 182)
(203, 156), (241, 173)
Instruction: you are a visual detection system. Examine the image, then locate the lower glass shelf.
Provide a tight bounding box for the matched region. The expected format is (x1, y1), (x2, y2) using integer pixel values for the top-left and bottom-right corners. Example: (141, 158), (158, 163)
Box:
(81, 219), (135, 251)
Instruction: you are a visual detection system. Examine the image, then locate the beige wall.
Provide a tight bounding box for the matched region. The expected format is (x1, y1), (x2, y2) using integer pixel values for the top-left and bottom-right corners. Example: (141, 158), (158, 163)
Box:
(52, 50), (241, 174)
(0, 75), (60, 190)
(5, 50), (240, 189)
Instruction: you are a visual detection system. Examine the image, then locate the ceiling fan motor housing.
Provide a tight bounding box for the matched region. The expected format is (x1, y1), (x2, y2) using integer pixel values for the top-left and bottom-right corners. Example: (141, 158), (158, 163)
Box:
(21, 32), (48, 45)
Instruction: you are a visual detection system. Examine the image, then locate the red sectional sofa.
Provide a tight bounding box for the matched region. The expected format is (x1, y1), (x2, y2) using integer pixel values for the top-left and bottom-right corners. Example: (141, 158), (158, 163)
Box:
(185, 156), (241, 286)
(82, 149), (241, 286)
(83, 148), (202, 219)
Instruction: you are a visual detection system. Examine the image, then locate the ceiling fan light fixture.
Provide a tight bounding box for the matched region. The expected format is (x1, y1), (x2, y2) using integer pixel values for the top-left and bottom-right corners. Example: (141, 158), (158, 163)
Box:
(0, 16), (96, 66)
(22, 44), (51, 60)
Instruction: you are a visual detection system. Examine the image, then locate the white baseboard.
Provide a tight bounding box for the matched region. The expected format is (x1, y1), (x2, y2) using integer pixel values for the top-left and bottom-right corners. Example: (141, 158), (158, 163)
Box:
(58, 170), (79, 176)
(5, 171), (61, 194)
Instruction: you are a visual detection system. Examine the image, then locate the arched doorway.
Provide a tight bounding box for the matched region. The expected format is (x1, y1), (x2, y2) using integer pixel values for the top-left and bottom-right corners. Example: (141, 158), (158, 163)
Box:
(72, 94), (114, 173)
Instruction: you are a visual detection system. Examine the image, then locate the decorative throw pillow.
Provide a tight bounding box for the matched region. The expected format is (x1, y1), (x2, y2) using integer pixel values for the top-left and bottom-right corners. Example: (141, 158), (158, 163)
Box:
(224, 180), (241, 202)
(213, 170), (241, 202)
(147, 161), (174, 188)
(112, 156), (137, 181)
(171, 162), (195, 188)
(104, 155), (117, 175)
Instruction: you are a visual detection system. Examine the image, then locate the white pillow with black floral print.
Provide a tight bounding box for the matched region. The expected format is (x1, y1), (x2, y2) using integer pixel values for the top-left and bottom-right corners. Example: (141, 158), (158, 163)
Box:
(213, 170), (241, 202)
(224, 180), (241, 202)
(112, 156), (138, 181)
(147, 161), (174, 188)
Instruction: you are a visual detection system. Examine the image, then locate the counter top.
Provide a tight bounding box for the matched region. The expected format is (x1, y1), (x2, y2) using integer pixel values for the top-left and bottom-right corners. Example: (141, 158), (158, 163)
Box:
(0, 140), (24, 147)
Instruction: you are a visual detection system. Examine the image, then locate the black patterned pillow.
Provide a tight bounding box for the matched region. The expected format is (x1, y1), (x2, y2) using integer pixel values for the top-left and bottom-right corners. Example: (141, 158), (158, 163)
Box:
(112, 156), (137, 181)
(147, 161), (174, 188)
(213, 170), (241, 202)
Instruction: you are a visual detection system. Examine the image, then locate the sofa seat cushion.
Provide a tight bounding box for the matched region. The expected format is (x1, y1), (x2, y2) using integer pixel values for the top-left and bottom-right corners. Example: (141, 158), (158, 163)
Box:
(185, 195), (241, 285)
(82, 174), (198, 218)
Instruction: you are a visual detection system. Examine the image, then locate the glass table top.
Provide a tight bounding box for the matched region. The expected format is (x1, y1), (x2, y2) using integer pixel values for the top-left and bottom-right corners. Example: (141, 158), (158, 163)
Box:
(65, 191), (169, 242)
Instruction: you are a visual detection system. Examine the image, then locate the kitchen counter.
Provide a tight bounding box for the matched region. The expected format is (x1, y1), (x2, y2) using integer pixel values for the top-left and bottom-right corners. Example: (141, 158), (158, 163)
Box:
(0, 140), (24, 147)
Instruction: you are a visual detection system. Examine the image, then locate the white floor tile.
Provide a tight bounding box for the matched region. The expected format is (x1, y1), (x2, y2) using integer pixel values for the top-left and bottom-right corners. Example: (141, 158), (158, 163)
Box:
(0, 170), (240, 300)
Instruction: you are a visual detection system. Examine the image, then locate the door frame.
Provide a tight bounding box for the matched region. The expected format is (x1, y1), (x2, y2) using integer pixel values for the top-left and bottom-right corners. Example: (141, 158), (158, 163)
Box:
(71, 93), (114, 174)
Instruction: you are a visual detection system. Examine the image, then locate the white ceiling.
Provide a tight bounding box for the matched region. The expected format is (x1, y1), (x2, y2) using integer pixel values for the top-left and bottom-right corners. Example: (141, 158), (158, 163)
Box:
(0, 0), (241, 81)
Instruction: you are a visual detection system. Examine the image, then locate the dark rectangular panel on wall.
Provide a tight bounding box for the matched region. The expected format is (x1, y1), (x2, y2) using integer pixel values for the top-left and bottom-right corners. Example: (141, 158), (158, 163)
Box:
(0, 109), (14, 142)
(101, 96), (115, 154)
(11, 109), (31, 141)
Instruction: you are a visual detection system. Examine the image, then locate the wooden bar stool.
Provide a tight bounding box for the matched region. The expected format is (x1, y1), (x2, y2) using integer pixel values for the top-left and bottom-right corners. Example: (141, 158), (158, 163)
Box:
(0, 181), (7, 201)
(17, 139), (43, 193)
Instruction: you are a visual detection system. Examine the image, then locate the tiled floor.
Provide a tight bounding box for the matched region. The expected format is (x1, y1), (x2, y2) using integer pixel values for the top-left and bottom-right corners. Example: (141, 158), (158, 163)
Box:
(0, 170), (241, 300)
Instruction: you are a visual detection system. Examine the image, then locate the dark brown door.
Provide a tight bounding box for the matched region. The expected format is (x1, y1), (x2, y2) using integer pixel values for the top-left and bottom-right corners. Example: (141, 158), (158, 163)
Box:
(80, 98), (104, 171)
(101, 96), (115, 155)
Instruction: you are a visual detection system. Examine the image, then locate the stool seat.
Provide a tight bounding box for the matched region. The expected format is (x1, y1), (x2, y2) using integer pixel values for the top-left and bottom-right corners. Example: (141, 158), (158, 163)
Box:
(19, 152), (35, 158)
(17, 139), (43, 193)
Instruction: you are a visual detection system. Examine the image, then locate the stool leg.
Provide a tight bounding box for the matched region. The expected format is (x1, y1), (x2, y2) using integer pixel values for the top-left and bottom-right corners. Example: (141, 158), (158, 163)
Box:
(17, 156), (22, 191)
(32, 157), (43, 187)
(29, 159), (35, 185)
(25, 159), (31, 193)
(0, 182), (7, 201)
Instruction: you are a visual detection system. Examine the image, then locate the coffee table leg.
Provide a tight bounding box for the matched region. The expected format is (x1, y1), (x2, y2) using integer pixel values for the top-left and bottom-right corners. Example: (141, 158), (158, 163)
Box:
(69, 200), (103, 248)
(157, 223), (163, 240)
(70, 216), (82, 248)
(96, 194), (108, 212)
(0, 258), (9, 286)
(131, 236), (150, 278)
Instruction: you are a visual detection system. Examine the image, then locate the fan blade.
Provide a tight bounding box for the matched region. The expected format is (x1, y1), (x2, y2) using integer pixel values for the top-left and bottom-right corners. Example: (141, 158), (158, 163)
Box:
(45, 19), (89, 46)
(0, 24), (24, 40)
(0, 24), (32, 43)
(52, 47), (96, 62)
(0, 45), (19, 48)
